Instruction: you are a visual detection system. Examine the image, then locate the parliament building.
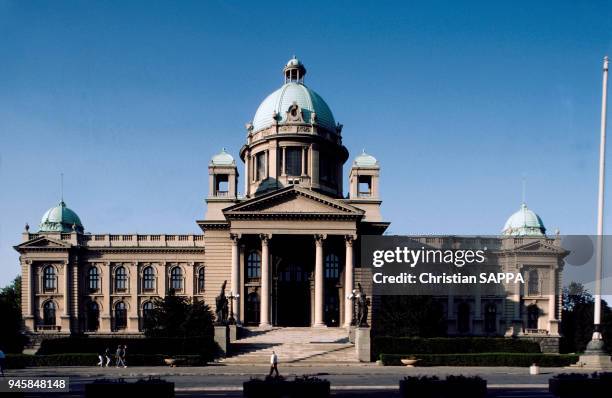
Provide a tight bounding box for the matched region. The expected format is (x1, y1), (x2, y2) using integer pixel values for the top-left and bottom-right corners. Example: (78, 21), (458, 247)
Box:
(15, 58), (567, 352)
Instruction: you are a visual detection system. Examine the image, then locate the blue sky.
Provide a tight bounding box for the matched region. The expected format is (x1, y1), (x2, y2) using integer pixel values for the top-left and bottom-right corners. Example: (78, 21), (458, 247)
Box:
(1, 0), (611, 285)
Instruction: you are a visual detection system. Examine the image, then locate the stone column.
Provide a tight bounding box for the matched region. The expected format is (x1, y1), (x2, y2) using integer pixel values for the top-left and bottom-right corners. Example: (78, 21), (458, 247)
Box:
(71, 258), (80, 332)
(548, 268), (559, 334)
(230, 234), (240, 322)
(314, 234), (326, 327)
(301, 146), (306, 176)
(259, 234), (271, 328)
(344, 235), (354, 327)
(100, 262), (111, 332)
(128, 262), (139, 332)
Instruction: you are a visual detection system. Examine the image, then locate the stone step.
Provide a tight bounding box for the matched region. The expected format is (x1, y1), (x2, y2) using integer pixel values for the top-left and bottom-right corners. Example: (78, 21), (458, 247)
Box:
(222, 327), (357, 364)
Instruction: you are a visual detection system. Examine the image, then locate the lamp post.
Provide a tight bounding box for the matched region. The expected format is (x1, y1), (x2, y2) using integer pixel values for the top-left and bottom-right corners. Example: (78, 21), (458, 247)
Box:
(228, 292), (240, 325)
(346, 289), (357, 326)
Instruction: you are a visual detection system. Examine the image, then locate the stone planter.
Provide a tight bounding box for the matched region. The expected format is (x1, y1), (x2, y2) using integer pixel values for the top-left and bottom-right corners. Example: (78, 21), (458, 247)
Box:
(85, 379), (174, 398)
(400, 358), (419, 367)
(243, 377), (330, 398)
(399, 376), (486, 398)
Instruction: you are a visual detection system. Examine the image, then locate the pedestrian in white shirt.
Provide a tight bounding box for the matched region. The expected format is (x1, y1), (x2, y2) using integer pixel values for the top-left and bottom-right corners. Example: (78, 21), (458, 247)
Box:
(268, 350), (279, 377)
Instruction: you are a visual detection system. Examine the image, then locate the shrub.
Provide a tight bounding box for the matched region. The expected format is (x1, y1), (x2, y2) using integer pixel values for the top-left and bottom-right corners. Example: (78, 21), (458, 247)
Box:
(380, 353), (578, 367)
(37, 336), (218, 359)
(373, 337), (540, 359)
(5, 353), (210, 368)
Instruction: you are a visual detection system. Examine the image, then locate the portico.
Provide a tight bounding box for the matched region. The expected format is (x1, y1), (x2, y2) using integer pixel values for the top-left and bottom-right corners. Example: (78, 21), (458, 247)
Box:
(208, 185), (362, 328)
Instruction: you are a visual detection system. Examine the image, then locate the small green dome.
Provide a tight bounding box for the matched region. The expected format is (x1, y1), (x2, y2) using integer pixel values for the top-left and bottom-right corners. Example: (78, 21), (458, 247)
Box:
(502, 203), (546, 236)
(39, 201), (84, 233)
(353, 150), (378, 167)
(211, 148), (235, 166)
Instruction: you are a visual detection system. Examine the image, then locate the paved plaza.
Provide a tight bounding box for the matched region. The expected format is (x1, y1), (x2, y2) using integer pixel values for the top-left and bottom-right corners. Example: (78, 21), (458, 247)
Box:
(5, 365), (592, 397)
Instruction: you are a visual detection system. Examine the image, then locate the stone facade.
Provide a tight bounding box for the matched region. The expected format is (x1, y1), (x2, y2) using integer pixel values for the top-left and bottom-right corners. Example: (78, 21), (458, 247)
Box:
(15, 58), (566, 351)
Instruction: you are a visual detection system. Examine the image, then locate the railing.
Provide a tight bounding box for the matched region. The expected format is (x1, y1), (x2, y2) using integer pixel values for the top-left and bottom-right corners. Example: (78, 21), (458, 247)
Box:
(524, 328), (549, 335)
(35, 325), (61, 332)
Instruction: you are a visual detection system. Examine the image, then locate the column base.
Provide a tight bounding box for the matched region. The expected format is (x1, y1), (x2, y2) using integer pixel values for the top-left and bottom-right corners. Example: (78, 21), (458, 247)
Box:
(258, 323), (273, 330)
(312, 323), (327, 328)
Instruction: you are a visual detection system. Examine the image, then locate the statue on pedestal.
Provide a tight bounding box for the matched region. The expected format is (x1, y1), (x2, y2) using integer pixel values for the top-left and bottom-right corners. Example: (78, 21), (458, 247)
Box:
(215, 280), (229, 325)
(356, 282), (370, 327)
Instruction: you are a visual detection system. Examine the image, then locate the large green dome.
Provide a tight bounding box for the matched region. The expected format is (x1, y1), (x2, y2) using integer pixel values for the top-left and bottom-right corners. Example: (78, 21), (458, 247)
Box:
(39, 201), (84, 233)
(502, 203), (545, 236)
(251, 58), (336, 133)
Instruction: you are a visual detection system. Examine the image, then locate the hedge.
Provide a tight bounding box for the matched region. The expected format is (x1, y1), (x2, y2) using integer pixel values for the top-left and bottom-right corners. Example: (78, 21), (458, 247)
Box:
(37, 337), (217, 358)
(379, 353), (578, 367)
(373, 337), (541, 359)
(5, 353), (210, 369)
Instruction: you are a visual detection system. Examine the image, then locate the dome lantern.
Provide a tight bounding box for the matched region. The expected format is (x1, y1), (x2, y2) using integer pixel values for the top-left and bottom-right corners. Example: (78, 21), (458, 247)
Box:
(283, 56), (306, 83)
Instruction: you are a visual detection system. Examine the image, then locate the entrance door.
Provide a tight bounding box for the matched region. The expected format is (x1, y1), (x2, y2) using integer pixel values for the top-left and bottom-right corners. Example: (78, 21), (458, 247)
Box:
(275, 263), (310, 326)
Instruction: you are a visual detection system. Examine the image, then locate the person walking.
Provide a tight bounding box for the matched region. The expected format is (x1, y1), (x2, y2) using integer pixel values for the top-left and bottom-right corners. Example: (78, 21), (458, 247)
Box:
(121, 345), (127, 368)
(0, 349), (6, 376)
(115, 345), (125, 368)
(268, 350), (279, 378)
(104, 347), (111, 367)
(96, 349), (104, 367)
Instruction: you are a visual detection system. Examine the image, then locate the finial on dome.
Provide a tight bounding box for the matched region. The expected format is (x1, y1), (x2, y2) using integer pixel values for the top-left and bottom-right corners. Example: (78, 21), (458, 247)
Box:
(284, 56), (306, 84)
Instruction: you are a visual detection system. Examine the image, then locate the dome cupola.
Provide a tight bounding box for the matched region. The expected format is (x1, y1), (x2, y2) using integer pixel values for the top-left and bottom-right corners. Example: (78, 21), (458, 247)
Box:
(502, 203), (546, 236)
(39, 200), (84, 233)
(283, 56), (306, 83)
(353, 150), (379, 168)
(210, 148), (235, 166)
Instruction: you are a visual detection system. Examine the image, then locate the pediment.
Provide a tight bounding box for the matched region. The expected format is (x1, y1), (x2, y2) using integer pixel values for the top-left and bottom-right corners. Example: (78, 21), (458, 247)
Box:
(511, 240), (568, 255)
(224, 186), (363, 218)
(14, 236), (72, 251)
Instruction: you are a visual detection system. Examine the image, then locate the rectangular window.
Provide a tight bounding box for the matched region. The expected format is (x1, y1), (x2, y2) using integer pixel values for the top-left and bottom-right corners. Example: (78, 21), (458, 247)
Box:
(285, 147), (302, 176)
(256, 152), (266, 180)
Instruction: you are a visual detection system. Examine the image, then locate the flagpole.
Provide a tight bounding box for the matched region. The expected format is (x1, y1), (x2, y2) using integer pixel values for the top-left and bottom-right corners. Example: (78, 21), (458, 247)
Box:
(591, 55), (608, 345)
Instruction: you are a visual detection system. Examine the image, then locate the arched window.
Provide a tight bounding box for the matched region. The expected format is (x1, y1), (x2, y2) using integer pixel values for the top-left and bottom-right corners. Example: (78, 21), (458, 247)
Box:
(457, 302), (470, 333)
(86, 301), (99, 331)
(43, 266), (56, 291)
(88, 267), (99, 291)
(197, 267), (205, 293)
(43, 301), (56, 326)
(247, 252), (261, 279)
(115, 266), (128, 291)
(170, 266), (183, 291)
(142, 301), (154, 323)
(246, 292), (260, 325)
(528, 270), (539, 296)
(143, 266), (155, 291)
(114, 301), (127, 330)
(527, 304), (539, 330)
(324, 254), (340, 279)
(484, 303), (497, 333)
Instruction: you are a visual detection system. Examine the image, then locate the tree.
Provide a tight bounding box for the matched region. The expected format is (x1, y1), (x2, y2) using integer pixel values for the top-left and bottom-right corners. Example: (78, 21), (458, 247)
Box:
(375, 296), (446, 337)
(561, 282), (612, 353)
(143, 289), (214, 339)
(0, 276), (27, 352)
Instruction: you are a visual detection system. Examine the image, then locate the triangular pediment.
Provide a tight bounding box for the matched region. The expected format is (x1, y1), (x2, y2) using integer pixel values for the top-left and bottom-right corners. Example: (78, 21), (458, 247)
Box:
(510, 239), (568, 255)
(224, 186), (363, 218)
(14, 236), (72, 251)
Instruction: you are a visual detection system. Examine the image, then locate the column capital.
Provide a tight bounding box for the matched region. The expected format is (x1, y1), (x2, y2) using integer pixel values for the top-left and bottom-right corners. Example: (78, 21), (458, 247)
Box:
(344, 235), (356, 245)
(230, 233), (241, 242)
(259, 234), (271, 244)
(314, 234), (327, 245)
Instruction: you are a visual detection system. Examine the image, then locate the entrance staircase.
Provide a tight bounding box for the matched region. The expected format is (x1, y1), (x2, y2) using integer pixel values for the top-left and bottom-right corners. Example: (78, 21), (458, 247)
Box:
(220, 327), (357, 365)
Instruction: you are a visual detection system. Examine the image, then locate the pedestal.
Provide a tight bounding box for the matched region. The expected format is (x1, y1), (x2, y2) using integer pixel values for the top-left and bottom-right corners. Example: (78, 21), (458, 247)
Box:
(348, 326), (356, 344)
(355, 327), (371, 362)
(229, 324), (238, 343)
(214, 325), (230, 357)
(575, 339), (612, 370)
